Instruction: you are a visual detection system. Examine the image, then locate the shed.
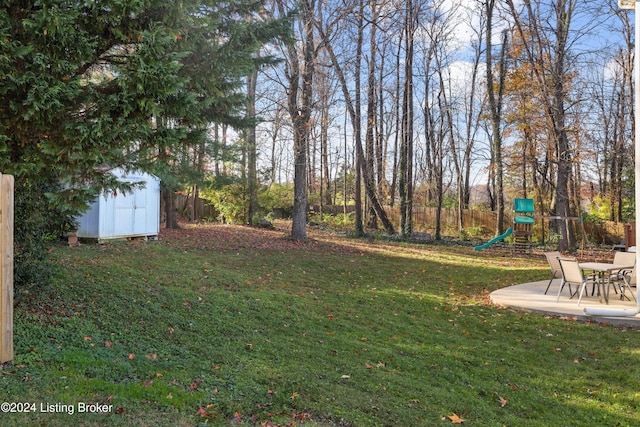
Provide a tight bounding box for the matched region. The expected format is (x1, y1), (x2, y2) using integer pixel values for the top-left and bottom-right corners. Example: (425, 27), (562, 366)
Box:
(76, 169), (160, 241)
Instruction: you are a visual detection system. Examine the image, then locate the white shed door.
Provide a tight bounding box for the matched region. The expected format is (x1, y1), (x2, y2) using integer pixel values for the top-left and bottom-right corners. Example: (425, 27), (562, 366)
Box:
(113, 190), (136, 237)
(113, 186), (150, 236)
(133, 188), (147, 233)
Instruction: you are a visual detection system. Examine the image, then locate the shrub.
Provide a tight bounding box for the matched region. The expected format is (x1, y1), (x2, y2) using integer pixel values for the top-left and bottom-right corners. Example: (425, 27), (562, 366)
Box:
(14, 175), (77, 295)
(201, 178), (247, 224)
(259, 183), (294, 214)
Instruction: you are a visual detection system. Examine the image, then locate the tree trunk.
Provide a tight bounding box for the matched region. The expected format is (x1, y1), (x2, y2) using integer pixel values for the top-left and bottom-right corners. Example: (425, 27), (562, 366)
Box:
(400, 0), (415, 238)
(365, 3), (379, 230)
(389, 31), (403, 208)
(321, 87), (332, 207)
(486, 0), (506, 235)
(163, 188), (178, 229)
(291, 113), (308, 239)
(275, 0), (316, 240)
(552, 0), (576, 251)
(247, 69), (258, 224)
(291, 0), (316, 240)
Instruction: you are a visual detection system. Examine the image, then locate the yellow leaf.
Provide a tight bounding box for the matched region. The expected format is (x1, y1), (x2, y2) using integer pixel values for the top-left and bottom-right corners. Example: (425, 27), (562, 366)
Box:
(448, 413), (464, 424)
(290, 392), (299, 399)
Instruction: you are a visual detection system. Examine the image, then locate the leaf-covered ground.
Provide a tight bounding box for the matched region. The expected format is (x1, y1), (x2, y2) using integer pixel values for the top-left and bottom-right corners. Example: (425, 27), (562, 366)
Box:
(2, 222), (639, 426)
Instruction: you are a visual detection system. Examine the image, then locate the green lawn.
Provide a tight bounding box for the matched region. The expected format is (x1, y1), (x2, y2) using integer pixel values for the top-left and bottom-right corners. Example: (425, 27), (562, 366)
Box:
(2, 223), (639, 426)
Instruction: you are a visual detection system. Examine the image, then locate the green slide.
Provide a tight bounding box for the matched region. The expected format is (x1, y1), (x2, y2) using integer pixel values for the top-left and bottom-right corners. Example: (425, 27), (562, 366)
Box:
(474, 227), (513, 251)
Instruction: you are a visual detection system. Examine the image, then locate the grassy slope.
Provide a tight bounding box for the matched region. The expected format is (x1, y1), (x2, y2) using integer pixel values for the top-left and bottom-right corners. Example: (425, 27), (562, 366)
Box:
(2, 224), (639, 426)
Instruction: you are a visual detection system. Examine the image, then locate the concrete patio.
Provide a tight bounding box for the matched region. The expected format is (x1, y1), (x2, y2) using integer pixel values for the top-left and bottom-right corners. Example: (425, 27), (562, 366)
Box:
(490, 279), (640, 327)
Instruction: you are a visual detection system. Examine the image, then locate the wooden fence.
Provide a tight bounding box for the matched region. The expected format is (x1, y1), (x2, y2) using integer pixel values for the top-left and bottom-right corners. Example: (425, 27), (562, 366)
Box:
(386, 205), (505, 236)
(386, 205), (624, 244)
(0, 173), (13, 363)
(172, 193), (217, 221)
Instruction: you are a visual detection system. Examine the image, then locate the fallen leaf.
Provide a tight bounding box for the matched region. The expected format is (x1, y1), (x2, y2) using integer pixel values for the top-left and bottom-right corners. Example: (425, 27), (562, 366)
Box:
(448, 413), (464, 424)
(365, 362), (373, 369)
(195, 407), (208, 417)
(498, 395), (508, 407)
(290, 392), (299, 399)
(293, 412), (312, 420)
(104, 341), (113, 347)
(128, 353), (135, 360)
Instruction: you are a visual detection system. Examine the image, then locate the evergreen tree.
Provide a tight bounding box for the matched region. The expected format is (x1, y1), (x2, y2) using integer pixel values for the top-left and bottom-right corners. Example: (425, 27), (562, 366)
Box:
(0, 0), (288, 289)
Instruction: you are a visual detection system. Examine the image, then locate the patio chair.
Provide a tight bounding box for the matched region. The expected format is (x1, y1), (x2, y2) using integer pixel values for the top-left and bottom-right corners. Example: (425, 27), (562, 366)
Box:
(612, 238), (626, 252)
(607, 251), (636, 296)
(557, 257), (599, 306)
(543, 251), (563, 295)
(607, 264), (637, 303)
(613, 251), (636, 267)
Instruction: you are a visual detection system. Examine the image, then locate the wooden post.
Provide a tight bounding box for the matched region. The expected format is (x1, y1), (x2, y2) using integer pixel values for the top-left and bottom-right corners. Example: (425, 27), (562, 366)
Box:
(0, 173), (14, 363)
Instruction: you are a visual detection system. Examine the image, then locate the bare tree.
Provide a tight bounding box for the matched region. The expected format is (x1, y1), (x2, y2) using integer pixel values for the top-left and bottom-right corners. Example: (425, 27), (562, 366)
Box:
(399, 0), (416, 237)
(316, 0), (395, 235)
(486, 0), (507, 235)
(273, 0), (318, 239)
(506, 0), (577, 250)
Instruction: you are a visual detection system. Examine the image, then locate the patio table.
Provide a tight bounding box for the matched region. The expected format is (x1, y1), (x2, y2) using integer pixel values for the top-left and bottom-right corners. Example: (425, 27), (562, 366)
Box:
(578, 262), (634, 304)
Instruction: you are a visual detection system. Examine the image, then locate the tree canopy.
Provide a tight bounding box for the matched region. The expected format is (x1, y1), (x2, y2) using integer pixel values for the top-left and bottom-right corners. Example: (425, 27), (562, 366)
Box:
(0, 0), (288, 288)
